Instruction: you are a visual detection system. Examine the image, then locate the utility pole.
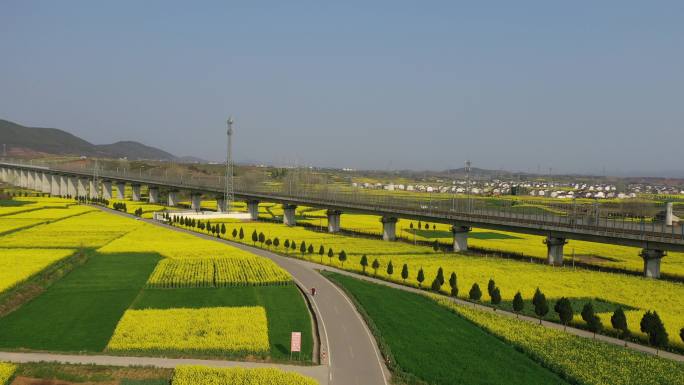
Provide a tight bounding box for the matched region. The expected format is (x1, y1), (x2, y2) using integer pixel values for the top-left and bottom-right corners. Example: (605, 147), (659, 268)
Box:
(224, 116), (235, 212)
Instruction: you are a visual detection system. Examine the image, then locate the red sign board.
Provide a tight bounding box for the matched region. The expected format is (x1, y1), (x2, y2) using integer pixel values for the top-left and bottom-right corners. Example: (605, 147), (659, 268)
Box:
(290, 332), (302, 353)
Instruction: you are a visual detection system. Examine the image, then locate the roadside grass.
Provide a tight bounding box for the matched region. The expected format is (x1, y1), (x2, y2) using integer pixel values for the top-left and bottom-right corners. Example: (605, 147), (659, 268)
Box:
(15, 362), (171, 384)
(324, 272), (569, 385)
(0, 252), (160, 352)
(132, 285), (313, 362)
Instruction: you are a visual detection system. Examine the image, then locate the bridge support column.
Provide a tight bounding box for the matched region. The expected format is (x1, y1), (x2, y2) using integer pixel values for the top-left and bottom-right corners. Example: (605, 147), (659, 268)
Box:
(283, 204), (297, 226)
(67, 177), (77, 197)
(451, 225), (471, 252)
(50, 175), (60, 196)
(191, 193), (202, 212)
(19, 170), (27, 188)
(0, 168), (5, 182)
(545, 236), (567, 266)
(115, 182), (125, 200)
(640, 249), (665, 278)
(41, 173), (50, 193)
(327, 209), (342, 233)
(102, 181), (113, 200)
(88, 179), (98, 199)
(381, 216), (398, 241)
(215, 197), (227, 213)
(27, 171), (35, 189)
(31, 171), (39, 190)
(247, 200), (259, 220)
(131, 184), (141, 201)
(665, 202), (674, 226)
(167, 191), (178, 206)
(59, 175), (67, 196)
(77, 178), (88, 197)
(148, 187), (159, 204)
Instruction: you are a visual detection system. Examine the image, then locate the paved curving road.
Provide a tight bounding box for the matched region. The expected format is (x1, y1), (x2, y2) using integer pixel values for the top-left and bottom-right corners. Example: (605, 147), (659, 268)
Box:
(150, 218), (391, 385)
(95, 208), (390, 385)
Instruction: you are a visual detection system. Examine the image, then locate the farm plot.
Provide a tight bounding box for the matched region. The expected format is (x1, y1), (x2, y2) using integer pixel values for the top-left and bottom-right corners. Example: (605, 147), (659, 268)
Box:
(106, 307), (269, 356)
(0, 362), (15, 385)
(132, 286), (314, 361)
(324, 272), (568, 385)
(0, 248), (76, 294)
(0, 211), (141, 248)
(435, 296), (684, 385)
(0, 218), (45, 234)
(147, 258), (291, 288)
(171, 366), (318, 385)
(0, 251), (160, 351)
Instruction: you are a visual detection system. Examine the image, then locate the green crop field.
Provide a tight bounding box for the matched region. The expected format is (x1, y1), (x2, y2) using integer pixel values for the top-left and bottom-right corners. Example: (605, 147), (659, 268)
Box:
(325, 272), (684, 385)
(324, 272), (569, 385)
(132, 286), (313, 361)
(0, 197), (314, 363)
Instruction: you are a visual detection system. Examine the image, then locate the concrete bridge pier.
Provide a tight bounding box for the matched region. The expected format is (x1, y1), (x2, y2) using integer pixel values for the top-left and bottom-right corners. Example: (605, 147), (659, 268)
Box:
(131, 184), (141, 201)
(41, 173), (51, 193)
(451, 225), (471, 252)
(665, 202), (674, 226)
(27, 171), (35, 189)
(31, 171), (39, 190)
(545, 236), (567, 266)
(327, 209), (342, 233)
(381, 216), (398, 241)
(247, 200), (259, 220)
(88, 179), (98, 199)
(77, 178), (88, 197)
(191, 193), (202, 212)
(167, 191), (178, 207)
(148, 187), (159, 204)
(115, 182), (125, 200)
(19, 170), (27, 188)
(102, 181), (113, 200)
(67, 177), (78, 197)
(50, 175), (60, 196)
(283, 204), (297, 226)
(215, 196), (227, 213)
(59, 175), (68, 196)
(640, 249), (665, 278)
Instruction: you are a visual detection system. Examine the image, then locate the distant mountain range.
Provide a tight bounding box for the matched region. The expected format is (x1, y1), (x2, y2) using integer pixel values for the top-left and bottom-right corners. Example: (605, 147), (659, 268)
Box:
(0, 119), (201, 162)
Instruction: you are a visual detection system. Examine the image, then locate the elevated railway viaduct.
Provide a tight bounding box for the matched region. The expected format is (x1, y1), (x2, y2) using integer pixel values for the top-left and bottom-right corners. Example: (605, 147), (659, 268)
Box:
(2, 161), (682, 278)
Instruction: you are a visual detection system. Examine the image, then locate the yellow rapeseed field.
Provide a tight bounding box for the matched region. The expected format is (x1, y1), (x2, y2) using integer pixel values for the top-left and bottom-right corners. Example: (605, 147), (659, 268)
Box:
(0, 362), (15, 385)
(106, 307), (270, 356)
(99, 224), (292, 287)
(0, 211), (141, 248)
(0, 248), (76, 294)
(435, 297), (684, 385)
(171, 365), (318, 385)
(147, 257), (291, 288)
(0, 218), (45, 234)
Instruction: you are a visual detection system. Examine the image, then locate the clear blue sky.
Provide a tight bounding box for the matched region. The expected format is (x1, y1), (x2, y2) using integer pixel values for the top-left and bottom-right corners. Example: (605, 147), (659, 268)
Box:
(1, 1), (682, 175)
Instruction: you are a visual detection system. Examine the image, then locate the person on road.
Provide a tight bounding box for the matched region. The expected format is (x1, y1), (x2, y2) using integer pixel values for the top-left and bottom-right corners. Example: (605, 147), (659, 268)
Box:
(310, 287), (316, 296)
